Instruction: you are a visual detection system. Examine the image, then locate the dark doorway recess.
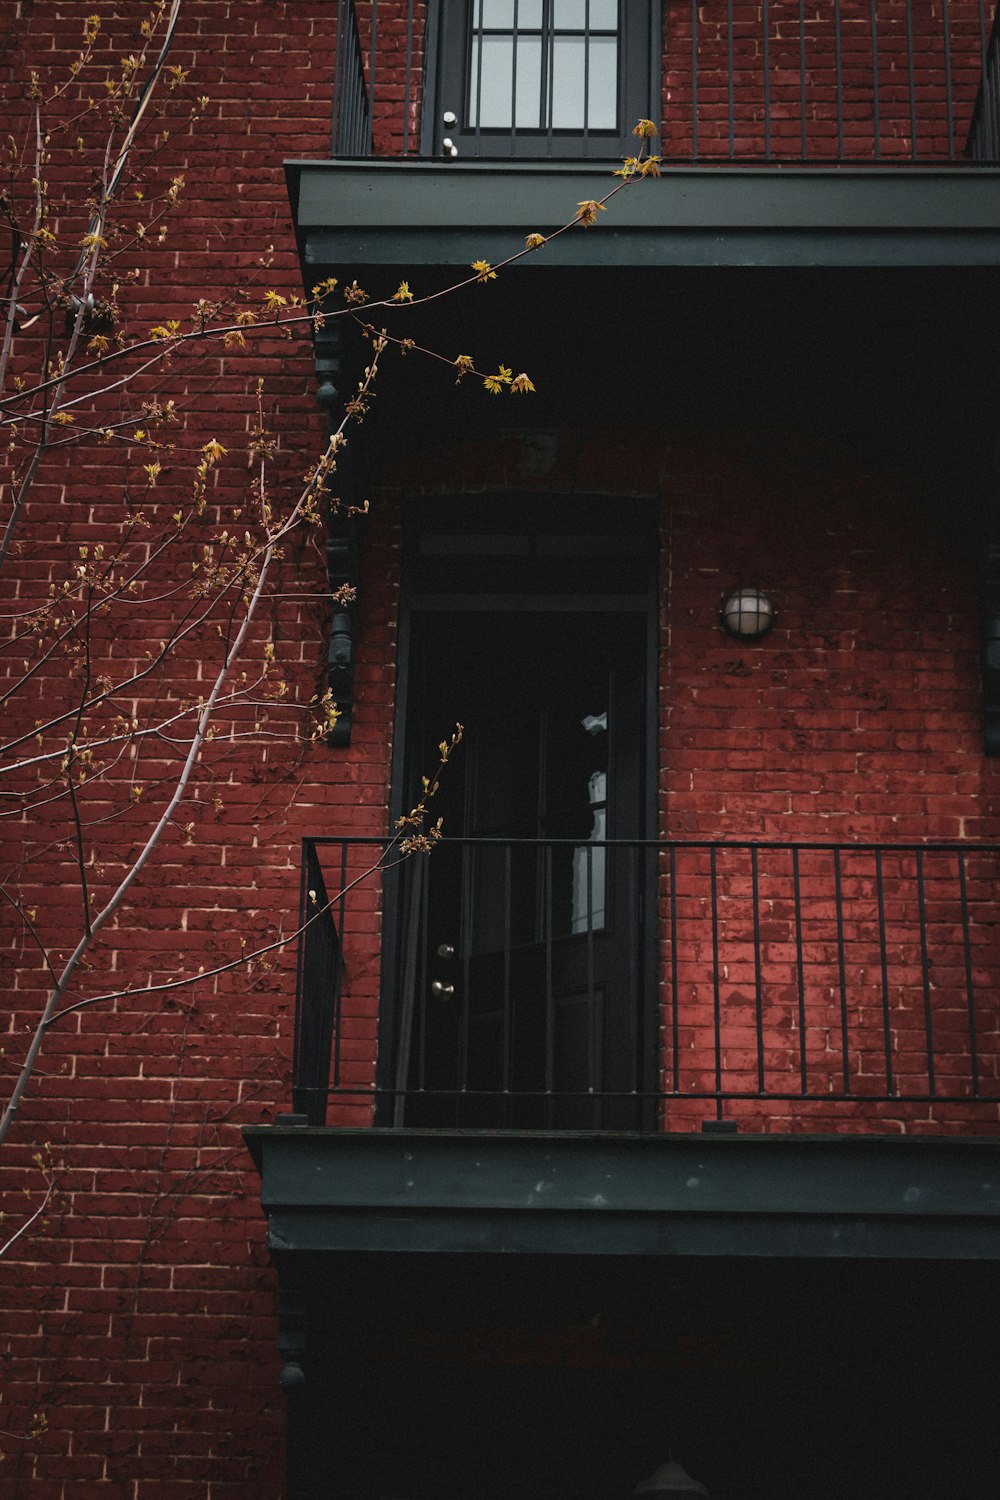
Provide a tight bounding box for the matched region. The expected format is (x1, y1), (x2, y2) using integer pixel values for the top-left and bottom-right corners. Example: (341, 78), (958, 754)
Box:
(379, 495), (658, 1129)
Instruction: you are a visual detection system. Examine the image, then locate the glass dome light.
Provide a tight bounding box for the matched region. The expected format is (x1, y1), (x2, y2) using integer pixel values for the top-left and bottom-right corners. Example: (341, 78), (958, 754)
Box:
(721, 586), (775, 640)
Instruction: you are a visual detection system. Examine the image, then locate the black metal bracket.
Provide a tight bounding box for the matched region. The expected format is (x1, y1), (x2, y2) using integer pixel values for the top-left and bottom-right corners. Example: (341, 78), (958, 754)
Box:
(983, 543), (1000, 756)
(277, 1284), (308, 1392)
(313, 314), (362, 747)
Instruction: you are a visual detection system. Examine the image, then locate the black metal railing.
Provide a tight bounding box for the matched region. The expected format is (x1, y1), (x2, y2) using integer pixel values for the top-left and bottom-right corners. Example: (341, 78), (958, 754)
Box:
(293, 836), (1000, 1131)
(969, 0), (1000, 157)
(331, 0), (375, 155)
(330, 1), (1000, 163)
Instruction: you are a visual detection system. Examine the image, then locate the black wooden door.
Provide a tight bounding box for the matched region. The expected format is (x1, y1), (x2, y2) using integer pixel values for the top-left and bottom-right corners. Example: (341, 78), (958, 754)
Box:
(399, 610), (649, 1128)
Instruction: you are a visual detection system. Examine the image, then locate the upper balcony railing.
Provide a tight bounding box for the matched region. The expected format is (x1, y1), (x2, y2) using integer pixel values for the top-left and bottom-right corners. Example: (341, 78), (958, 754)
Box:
(293, 835), (1000, 1135)
(331, 1), (1000, 164)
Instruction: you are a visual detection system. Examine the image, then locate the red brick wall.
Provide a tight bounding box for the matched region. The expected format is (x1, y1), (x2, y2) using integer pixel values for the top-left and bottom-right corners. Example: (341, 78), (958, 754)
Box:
(0, 3), (395, 1492)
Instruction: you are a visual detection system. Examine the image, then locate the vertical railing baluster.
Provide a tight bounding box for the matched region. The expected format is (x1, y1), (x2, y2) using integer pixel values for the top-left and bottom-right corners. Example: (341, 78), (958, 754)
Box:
(332, 839), (349, 1091)
(473, 0), (484, 146)
(627, 845), (640, 1128)
(834, 849), (851, 1095)
(977, 0), (991, 159)
(544, 843), (555, 1128)
(458, 845), (473, 1099)
(916, 849), (936, 1098)
(875, 848), (894, 1097)
(368, 0), (377, 153)
(691, 0), (699, 161)
(510, 0), (520, 155)
(582, 0), (591, 145)
(798, 0), (808, 160)
(669, 844), (680, 1098)
(587, 843), (599, 1127)
(727, 0), (735, 159)
(904, 0), (917, 161)
(751, 846), (765, 1095)
(293, 838), (310, 1112)
(763, 0), (771, 161)
(870, 0), (881, 160)
(402, 0), (415, 156)
(331, 0), (342, 153)
(792, 847), (808, 1095)
(834, 0), (844, 159)
(942, 0), (954, 161)
(501, 841), (513, 1125)
(957, 849), (981, 1098)
(710, 845), (723, 1121)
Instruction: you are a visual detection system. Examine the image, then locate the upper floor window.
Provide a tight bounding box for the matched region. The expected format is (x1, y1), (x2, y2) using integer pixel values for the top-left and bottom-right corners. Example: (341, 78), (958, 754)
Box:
(425, 0), (659, 158)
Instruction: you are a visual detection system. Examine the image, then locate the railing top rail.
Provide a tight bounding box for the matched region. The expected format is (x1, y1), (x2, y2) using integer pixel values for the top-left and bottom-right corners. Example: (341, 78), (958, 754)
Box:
(303, 835), (1000, 854)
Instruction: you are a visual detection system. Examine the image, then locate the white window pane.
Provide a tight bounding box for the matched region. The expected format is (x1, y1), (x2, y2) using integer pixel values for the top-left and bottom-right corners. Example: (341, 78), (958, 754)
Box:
(471, 35), (543, 128)
(591, 0), (618, 28)
(471, 36), (513, 127)
(551, 35), (585, 127)
(586, 35), (618, 129)
(514, 37), (543, 127)
(480, 0), (514, 26)
(553, 0), (618, 29)
(480, 0), (543, 26)
(553, 0), (586, 27)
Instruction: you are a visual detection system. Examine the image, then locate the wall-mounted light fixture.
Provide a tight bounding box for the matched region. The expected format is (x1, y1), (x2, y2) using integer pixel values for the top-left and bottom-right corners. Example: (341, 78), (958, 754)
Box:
(720, 586), (775, 640)
(635, 1459), (710, 1497)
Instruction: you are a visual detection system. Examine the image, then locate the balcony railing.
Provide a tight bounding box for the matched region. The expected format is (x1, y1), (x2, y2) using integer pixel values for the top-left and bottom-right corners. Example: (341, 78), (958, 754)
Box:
(293, 836), (1000, 1132)
(332, 1), (1000, 163)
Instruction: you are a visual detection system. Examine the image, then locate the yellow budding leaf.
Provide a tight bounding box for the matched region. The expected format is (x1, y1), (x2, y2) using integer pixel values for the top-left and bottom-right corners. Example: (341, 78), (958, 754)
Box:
(633, 118), (658, 139)
(575, 200), (606, 228)
(510, 373), (535, 395)
(471, 260), (497, 284)
(392, 281), (414, 302)
(525, 233), (546, 250)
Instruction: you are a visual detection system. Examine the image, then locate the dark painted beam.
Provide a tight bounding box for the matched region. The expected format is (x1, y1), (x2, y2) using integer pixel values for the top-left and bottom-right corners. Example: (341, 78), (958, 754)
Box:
(287, 161), (1000, 270)
(244, 1127), (1000, 1261)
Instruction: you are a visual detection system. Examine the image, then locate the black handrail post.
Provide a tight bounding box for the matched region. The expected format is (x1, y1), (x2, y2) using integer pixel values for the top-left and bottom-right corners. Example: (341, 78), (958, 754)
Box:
(292, 840), (342, 1127)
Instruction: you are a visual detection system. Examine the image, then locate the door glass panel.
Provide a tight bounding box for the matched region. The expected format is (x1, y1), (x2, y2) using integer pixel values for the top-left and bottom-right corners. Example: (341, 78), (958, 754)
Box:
(470, 35), (543, 128)
(586, 36), (618, 129)
(553, 0), (619, 27)
(468, 0), (619, 134)
(480, 0), (544, 25)
(551, 35), (618, 130)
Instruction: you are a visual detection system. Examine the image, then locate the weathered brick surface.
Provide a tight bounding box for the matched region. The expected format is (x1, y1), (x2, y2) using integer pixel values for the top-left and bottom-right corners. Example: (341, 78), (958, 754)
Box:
(2, 4), (999, 1496)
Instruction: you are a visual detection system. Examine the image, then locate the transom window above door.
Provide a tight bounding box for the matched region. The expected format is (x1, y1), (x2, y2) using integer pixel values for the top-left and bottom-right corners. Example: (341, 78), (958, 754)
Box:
(425, 0), (659, 158)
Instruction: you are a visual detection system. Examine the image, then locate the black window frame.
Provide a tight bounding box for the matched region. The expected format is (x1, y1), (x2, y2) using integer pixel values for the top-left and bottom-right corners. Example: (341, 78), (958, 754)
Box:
(422, 0), (660, 159)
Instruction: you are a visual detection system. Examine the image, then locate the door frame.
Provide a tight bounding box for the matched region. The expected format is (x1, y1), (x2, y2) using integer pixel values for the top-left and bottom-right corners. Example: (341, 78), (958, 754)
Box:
(376, 494), (660, 1127)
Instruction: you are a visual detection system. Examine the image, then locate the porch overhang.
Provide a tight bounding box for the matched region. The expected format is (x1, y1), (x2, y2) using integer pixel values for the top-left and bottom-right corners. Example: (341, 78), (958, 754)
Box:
(286, 160), (1000, 271)
(244, 1127), (1000, 1261)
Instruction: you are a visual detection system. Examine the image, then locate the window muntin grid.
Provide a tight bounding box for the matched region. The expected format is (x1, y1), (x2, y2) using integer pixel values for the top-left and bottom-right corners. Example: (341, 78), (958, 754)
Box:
(467, 0), (620, 134)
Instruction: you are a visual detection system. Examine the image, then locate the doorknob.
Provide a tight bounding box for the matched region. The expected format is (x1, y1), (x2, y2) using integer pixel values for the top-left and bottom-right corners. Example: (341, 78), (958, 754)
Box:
(443, 110), (457, 126)
(431, 980), (455, 999)
(436, 942), (455, 960)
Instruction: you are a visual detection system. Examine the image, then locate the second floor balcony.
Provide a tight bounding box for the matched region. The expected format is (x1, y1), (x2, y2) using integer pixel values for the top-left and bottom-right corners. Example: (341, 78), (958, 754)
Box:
(332, 1), (1000, 165)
